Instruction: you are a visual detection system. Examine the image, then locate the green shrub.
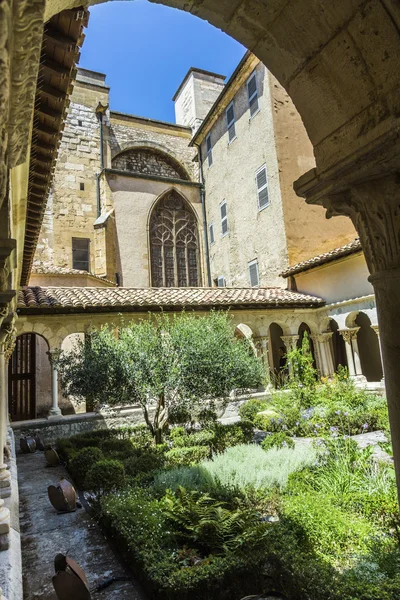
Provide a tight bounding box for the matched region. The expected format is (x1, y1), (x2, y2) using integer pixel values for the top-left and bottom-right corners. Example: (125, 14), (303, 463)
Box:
(165, 445), (211, 467)
(56, 438), (75, 462)
(85, 459), (125, 494)
(261, 432), (295, 451)
(173, 430), (215, 448)
(238, 398), (269, 423)
(155, 443), (317, 496)
(100, 437), (135, 459)
(69, 446), (104, 486)
(124, 449), (166, 477)
(209, 420), (254, 452)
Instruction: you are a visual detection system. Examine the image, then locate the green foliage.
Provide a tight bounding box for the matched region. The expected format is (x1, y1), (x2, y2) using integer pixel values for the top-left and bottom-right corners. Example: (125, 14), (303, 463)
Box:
(286, 332), (317, 397)
(261, 432), (295, 451)
(69, 446), (103, 486)
(161, 487), (267, 555)
(165, 445), (211, 467)
(85, 459), (125, 495)
(56, 312), (264, 443)
(208, 420), (254, 453)
(155, 443), (317, 496)
(172, 429), (215, 448)
(238, 398), (269, 422)
(124, 446), (166, 477)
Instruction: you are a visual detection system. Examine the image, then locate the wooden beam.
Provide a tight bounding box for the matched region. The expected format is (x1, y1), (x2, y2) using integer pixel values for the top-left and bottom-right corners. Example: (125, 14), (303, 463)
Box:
(35, 141), (56, 154)
(32, 153), (53, 167)
(36, 103), (63, 120)
(44, 28), (77, 51)
(38, 84), (66, 103)
(40, 58), (70, 78)
(33, 122), (58, 137)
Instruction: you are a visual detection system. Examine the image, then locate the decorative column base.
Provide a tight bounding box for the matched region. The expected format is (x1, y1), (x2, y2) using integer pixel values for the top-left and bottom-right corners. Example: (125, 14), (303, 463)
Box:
(351, 374), (368, 387)
(0, 499), (10, 536)
(0, 465), (10, 499)
(47, 407), (62, 420)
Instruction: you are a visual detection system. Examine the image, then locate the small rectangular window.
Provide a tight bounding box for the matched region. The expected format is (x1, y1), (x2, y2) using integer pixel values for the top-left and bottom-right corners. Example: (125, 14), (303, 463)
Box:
(78, 119), (83, 127)
(247, 72), (259, 118)
(256, 165), (269, 210)
(209, 223), (215, 245)
(79, 182), (85, 191)
(72, 237), (90, 272)
(220, 201), (228, 236)
(226, 102), (236, 143)
(217, 276), (226, 287)
(206, 133), (213, 167)
(248, 260), (259, 287)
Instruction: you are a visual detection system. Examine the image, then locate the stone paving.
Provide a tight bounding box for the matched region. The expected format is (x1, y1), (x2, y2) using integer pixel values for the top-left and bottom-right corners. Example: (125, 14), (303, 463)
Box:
(17, 451), (147, 600)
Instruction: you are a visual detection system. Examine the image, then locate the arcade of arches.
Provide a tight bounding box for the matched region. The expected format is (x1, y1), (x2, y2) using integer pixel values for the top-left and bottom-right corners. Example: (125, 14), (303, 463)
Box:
(2, 0), (400, 562)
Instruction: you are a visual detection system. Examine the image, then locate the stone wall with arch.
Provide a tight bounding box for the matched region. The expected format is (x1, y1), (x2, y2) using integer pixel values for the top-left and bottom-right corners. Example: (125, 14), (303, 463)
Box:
(111, 147), (191, 181)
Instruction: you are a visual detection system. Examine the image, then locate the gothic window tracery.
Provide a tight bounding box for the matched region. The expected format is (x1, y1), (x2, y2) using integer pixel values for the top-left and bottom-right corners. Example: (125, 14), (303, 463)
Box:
(150, 191), (200, 287)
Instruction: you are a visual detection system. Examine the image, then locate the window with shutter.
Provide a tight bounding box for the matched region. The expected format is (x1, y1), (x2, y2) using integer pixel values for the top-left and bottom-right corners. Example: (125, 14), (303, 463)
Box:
(217, 276), (226, 287)
(209, 223), (215, 245)
(247, 73), (259, 118)
(248, 260), (259, 287)
(256, 165), (269, 210)
(206, 133), (213, 167)
(220, 201), (228, 236)
(226, 102), (236, 143)
(72, 238), (90, 271)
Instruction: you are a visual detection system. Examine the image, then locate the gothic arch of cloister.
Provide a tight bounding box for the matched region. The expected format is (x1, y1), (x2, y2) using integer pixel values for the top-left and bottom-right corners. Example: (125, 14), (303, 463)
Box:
(1, 0), (400, 509)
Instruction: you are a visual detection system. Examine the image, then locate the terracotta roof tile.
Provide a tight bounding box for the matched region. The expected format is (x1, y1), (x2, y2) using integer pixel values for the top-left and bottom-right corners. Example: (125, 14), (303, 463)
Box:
(280, 238), (362, 278)
(18, 286), (324, 313)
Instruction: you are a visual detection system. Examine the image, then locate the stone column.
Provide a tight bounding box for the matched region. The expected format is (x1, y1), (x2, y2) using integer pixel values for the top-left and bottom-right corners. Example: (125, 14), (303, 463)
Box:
(349, 327), (364, 377)
(47, 350), (62, 419)
(371, 325), (385, 380)
(280, 335), (299, 377)
(0, 341), (11, 499)
(313, 332), (335, 377)
(338, 329), (357, 377)
(297, 172), (400, 504)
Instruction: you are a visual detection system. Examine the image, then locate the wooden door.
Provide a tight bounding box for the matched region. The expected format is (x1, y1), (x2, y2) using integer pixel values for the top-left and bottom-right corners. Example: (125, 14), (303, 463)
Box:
(8, 334), (36, 421)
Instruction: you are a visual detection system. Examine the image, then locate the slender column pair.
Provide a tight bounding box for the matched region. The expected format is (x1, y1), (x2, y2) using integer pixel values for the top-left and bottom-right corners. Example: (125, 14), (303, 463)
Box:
(47, 350), (62, 419)
(338, 328), (365, 380)
(311, 332), (335, 377)
(280, 335), (299, 377)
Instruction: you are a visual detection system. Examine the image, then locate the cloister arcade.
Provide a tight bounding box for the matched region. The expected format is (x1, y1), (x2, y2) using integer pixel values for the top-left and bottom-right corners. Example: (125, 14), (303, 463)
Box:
(9, 299), (384, 421)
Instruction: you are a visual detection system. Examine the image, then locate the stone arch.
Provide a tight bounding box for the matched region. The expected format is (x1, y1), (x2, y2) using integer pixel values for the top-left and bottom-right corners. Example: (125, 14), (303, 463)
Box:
(149, 188), (201, 287)
(268, 322), (286, 386)
(297, 322), (317, 369)
(355, 312), (383, 382)
(45, 0), (400, 176)
(112, 145), (191, 181)
(345, 311), (360, 329)
(329, 318), (348, 372)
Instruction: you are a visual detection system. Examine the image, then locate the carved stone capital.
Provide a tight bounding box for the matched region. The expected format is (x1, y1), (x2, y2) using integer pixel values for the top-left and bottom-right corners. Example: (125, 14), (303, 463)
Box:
(280, 335), (299, 351)
(371, 325), (380, 339)
(338, 328), (359, 344)
(322, 174), (400, 275)
(312, 332), (333, 344)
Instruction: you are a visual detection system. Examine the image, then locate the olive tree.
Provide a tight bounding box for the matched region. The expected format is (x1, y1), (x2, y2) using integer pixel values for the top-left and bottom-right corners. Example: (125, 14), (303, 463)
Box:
(57, 312), (264, 443)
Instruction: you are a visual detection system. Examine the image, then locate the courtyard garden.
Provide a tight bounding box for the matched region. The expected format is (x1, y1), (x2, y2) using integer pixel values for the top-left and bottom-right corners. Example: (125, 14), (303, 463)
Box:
(55, 313), (399, 600)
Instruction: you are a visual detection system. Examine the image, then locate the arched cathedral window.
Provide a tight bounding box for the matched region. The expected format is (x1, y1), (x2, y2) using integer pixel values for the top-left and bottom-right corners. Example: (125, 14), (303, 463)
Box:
(150, 190), (200, 287)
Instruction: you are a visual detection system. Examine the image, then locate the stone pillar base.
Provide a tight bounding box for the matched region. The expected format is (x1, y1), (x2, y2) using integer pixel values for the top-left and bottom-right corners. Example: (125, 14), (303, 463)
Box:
(0, 500), (10, 536)
(47, 409), (62, 420)
(0, 466), (10, 499)
(351, 374), (367, 387)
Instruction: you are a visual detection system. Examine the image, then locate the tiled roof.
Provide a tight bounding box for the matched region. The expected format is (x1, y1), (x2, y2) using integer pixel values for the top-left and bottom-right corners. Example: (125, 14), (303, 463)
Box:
(31, 265), (116, 285)
(280, 239), (362, 278)
(17, 286), (324, 313)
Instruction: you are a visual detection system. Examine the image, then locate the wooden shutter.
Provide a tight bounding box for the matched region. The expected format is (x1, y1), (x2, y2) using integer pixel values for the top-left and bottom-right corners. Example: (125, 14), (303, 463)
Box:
(226, 102), (236, 142)
(206, 133), (213, 167)
(72, 237), (90, 271)
(249, 261), (259, 287)
(256, 166), (269, 209)
(209, 223), (215, 245)
(247, 73), (259, 117)
(220, 202), (228, 235)
(217, 276), (226, 287)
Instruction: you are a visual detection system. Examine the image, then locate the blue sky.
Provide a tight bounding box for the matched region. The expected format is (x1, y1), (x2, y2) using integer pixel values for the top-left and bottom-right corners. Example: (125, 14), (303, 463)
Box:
(79, 1), (245, 122)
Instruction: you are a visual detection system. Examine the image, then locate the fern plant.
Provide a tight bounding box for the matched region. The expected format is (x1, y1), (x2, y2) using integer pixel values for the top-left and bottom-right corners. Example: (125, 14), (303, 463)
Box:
(161, 487), (267, 555)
